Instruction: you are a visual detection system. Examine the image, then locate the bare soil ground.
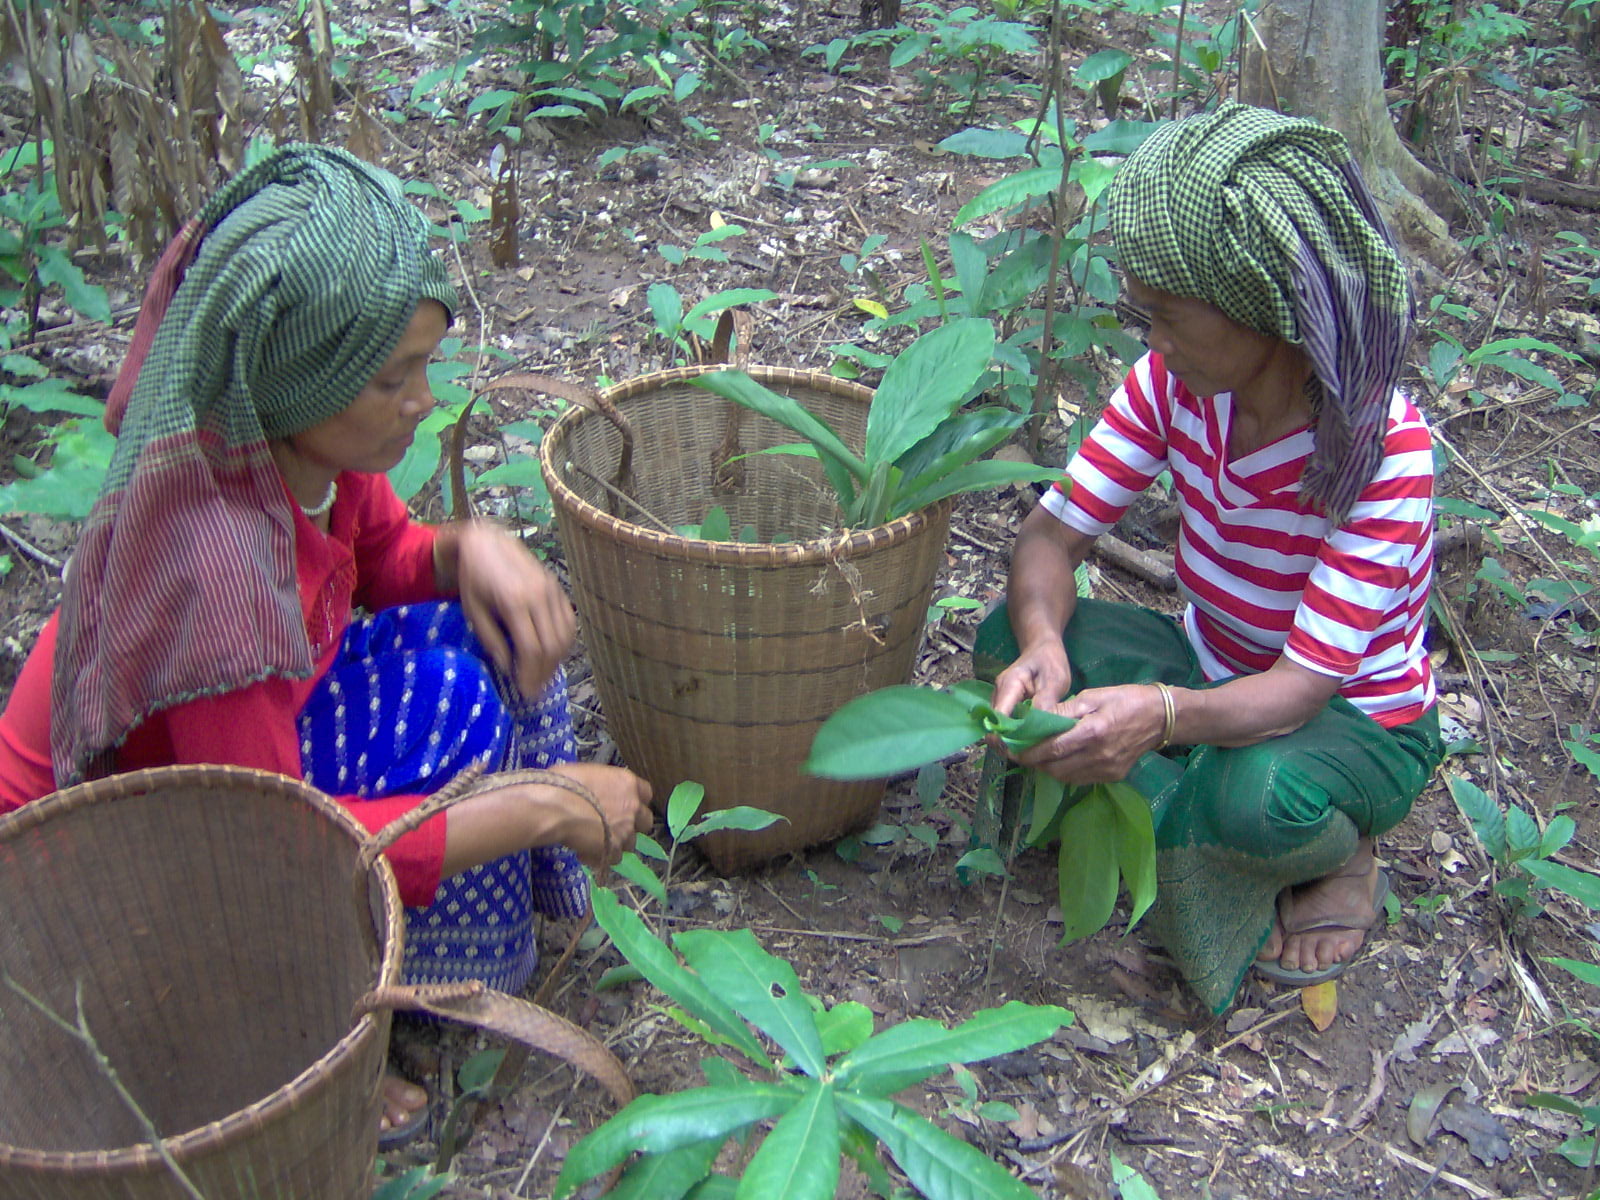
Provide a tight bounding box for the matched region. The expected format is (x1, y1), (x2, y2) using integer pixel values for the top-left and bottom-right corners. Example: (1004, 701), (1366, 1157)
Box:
(3, 2), (1599, 1198)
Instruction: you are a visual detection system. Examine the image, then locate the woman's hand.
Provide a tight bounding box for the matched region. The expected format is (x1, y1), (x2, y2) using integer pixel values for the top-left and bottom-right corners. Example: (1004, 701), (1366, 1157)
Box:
(1013, 683), (1167, 785)
(442, 763), (654, 877)
(991, 639), (1073, 718)
(435, 520), (576, 697)
(536, 762), (656, 868)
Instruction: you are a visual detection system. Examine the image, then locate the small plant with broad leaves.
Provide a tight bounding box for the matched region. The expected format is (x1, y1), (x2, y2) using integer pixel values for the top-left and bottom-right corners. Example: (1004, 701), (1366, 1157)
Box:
(693, 317), (1059, 528)
(647, 284), (777, 363)
(557, 887), (1072, 1198)
(371, 1164), (451, 1200)
(1446, 774), (1579, 921)
(806, 682), (1157, 943)
(610, 780), (785, 909)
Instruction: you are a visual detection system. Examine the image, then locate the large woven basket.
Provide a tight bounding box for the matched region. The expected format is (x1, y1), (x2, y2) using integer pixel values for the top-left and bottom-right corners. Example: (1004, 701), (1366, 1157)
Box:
(539, 362), (950, 871)
(0, 765), (631, 1199)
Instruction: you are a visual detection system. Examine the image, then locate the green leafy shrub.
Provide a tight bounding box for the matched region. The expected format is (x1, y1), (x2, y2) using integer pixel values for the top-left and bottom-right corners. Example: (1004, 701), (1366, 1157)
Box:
(558, 888), (1072, 1198)
(693, 317), (1058, 527)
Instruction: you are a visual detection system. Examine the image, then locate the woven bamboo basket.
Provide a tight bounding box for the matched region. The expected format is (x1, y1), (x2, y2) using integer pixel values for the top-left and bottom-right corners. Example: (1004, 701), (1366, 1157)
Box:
(0, 764), (632, 1200)
(539, 362), (951, 871)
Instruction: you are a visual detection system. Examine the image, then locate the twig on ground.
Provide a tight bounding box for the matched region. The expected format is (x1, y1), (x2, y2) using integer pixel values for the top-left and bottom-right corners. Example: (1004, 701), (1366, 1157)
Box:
(0, 521), (63, 572)
(513, 1095), (569, 1197)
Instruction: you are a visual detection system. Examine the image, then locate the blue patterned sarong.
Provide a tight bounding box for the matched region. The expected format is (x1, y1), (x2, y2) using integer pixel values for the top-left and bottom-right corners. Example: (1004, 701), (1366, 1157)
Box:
(298, 600), (589, 993)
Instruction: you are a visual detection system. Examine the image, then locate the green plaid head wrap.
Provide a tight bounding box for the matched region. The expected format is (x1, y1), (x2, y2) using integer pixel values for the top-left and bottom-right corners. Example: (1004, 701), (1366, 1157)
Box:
(1107, 102), (1413, 522)
(54, 144), (457, 784)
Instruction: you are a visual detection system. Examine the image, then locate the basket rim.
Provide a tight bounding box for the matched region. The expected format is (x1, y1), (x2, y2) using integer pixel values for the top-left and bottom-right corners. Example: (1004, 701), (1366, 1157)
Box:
(0, 763), (406, 1173)
(538, 362), (951, 565)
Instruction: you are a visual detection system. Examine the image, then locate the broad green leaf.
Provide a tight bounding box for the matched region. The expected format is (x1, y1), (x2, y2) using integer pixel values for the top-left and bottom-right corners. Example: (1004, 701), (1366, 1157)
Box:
(648, 282), (684, 333)
(1056, 790), (1120, 942)
(2, 379), (104, 417)
(1025, 774), (1068, 847)
(1434, 497), (1497, 521)
(1525, 1092), (1586, 1117)
(1428, 339), (1463, 387)
(887, 459), (1060, 520)
(1075, 48), (1132, 85)
(735, 1079), (840, 1200)
(591, 889), (771, 1066)
(1446, 774), (1507, 861)
(685, 1177), (738, 1200)
(0, 423), (113, 520)
(1105, 781), (1157, 931)
(954, 847), (1008, 880)
(681, 806), (788, 840)
(691, 371), (866, 497)
(947, 232), (986, 314)
(1110, 1153), (1161, 1200)
(34, 247), (110, 323)
(1540, 814), (1578, 859)
(472, 457), (546, 489)
(466, 88), (519, 114)
(388, 406), (453, 499)
(1466, 335), (1578, 361)
(635, 833), (669, 861)
(675, 928), (827, 1077)
(683, 287), (779, 327)
(1566, 738), (1600, 782)
(1080, 119), (1161, 155)
(667, 781), (707, 839)
(1504, 804), (1541, 857)
(1546, 957), (1600, 988)
(954, 165), (1061, 227)
(835, 1094), (1036, 1200)
(606, 1137), (722, 1200)
(697, 506), (733, 541)
(806, 686), (985, 780)
(938, 127), (1031, 159)
(1558, 1134), (1598, 1169)
(613, 852), (668, 906)
(553, 1084), (799, 1198)
(865, 318), (994, 467)
(894, 406), (1024, 495)
(834, 1001), (1072, 1097)
(1524, 858), (1600, 910)
(976, 236), (1053, 317)
(816, 1001), (875, 1057)
(1071, 157), (1118, 207)
(997, 703), (1077, 751)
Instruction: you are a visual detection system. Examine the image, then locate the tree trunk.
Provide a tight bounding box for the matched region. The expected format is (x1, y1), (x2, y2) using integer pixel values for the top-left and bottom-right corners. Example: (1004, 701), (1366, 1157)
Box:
(1239, 0), (1461, 277)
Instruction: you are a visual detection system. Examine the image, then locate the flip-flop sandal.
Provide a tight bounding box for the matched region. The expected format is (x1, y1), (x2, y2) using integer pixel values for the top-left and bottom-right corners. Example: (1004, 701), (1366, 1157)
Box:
(1254, 869), (1390, 987)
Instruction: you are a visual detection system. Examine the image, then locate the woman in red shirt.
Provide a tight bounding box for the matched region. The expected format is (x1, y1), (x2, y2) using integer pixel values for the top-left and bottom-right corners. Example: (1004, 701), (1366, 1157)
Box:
(0, 145), (652, 1141)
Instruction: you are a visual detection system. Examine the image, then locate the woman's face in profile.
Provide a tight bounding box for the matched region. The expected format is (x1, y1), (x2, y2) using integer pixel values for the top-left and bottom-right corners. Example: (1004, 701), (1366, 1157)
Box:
(286, 299), (449, 476)
(1125, 277), (1278, 400)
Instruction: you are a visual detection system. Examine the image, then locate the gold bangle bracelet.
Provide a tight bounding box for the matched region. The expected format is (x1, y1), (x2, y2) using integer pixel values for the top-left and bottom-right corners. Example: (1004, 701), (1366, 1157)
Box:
(1152, 682), (1176, 751)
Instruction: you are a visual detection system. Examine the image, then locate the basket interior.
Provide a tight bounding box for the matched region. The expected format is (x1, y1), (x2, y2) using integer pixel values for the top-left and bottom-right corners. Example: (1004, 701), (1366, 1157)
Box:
(554, 373), (869, 543)
(0, 780), (383, 1153)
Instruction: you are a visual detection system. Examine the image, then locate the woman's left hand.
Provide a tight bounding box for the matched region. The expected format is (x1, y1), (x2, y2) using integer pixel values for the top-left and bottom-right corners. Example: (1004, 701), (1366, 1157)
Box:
(435, 521), (576, 696)
(1013, 683), (1166, 784)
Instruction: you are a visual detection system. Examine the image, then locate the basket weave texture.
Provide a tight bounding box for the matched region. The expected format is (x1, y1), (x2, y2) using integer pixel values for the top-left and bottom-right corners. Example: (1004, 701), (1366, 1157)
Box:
(540, 365), (950, 870)
(0, 765), (403, 1200)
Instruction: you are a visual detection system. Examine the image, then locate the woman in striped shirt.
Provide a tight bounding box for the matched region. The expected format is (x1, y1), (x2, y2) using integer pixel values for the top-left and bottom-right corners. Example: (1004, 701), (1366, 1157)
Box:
(984, 104), (1442, 1012)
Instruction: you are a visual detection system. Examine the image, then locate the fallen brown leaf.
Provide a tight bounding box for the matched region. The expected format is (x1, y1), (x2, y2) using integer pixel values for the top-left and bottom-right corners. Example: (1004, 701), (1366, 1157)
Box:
(1300, 980), (1338, 1031)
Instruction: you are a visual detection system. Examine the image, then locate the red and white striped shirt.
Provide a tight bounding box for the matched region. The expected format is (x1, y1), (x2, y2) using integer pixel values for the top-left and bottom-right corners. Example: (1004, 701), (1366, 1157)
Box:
(1043, 352), (1435, 728)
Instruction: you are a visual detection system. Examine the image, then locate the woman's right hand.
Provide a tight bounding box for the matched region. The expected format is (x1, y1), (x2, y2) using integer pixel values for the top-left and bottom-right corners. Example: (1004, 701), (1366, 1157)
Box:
(990, 639), (1073, 721)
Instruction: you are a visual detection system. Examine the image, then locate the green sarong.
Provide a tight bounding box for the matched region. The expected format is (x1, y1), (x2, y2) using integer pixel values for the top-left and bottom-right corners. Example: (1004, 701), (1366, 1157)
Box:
(974, 598), (1442, 1013)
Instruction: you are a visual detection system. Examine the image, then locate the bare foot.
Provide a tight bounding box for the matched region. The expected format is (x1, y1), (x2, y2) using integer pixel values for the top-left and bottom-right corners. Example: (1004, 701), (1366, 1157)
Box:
(379, 1074), (427, 1140)
(1270, 838), (1382, 975)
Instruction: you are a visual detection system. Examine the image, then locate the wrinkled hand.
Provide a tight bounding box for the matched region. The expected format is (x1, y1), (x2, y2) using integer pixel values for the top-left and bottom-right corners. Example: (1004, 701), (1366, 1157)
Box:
(536, 762), (654, 868)
(1014, 683), (1165, 785)
(990, 638), (1072, 719)
(448, 522), (576, 697)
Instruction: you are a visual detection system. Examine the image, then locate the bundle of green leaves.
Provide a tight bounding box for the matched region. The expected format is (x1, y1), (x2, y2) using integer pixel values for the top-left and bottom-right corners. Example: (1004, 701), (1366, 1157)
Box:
(691, 317), (1059, 529)
(806, 681), (1156, 942)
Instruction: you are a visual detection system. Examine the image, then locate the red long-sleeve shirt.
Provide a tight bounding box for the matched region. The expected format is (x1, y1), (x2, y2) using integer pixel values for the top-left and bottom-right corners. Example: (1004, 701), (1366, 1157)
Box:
(0, 472), (448, 904)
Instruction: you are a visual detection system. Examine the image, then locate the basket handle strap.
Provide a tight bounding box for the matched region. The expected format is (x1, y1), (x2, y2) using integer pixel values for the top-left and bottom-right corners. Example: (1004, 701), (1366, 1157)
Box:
(475, 371), (636, 504)
(708, 309), (753, 493)
(352, 980), (636, 1110)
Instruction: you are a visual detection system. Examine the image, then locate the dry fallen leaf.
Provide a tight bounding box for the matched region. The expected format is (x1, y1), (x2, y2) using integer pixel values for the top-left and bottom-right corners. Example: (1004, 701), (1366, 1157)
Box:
(1301, 980), (1338, 1031)
(1407, 1080), (1458, 1145)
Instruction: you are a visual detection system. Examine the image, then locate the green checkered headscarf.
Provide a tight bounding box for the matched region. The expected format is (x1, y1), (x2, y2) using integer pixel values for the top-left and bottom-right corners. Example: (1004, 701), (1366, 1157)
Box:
(1107, 102), (1413, 523)
(54, 144), (457, 784)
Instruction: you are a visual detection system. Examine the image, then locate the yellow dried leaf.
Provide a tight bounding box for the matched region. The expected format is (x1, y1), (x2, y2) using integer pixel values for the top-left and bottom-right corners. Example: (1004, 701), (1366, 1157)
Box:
(1301, 980), (1338, 1031)
(854, 298), (889, 320)
(709, 210), (727, 229)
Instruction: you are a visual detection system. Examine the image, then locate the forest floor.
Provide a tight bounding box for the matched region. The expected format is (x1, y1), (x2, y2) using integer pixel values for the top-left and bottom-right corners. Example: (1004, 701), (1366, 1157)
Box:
(2, 2), (1599, 1198)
